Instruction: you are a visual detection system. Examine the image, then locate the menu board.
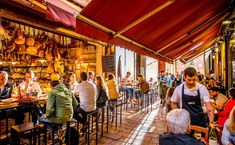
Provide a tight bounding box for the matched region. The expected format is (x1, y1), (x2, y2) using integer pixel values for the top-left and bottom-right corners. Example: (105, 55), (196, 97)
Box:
(102, 55), (115, 72)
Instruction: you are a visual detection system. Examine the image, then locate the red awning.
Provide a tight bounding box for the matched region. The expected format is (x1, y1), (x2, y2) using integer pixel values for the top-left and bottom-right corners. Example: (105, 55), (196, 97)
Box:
(6, 0), (233, 63)
(75, 0), (232, 63)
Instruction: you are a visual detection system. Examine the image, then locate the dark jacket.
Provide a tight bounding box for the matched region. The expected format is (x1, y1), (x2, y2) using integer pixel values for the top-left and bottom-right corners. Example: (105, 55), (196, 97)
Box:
(159, 133), (205, 145)
(0, 83), (12, 101)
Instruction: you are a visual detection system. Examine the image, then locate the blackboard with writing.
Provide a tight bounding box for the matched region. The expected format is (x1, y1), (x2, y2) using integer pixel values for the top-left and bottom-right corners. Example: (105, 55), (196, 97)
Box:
(102, 55), (115, 72)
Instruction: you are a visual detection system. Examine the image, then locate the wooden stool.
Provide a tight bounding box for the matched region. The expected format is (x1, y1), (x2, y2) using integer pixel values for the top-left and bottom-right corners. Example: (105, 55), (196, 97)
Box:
(41, 121), (70, 145)
(11, 122), (42, 145)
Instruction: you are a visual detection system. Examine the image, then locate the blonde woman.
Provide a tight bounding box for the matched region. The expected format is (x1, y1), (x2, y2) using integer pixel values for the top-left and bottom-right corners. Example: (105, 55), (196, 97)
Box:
(106, 73), (119, 100)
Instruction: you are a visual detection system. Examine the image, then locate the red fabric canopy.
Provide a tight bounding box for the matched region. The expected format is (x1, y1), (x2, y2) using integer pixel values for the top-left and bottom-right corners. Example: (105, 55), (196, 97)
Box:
(75, 0), (231, 62)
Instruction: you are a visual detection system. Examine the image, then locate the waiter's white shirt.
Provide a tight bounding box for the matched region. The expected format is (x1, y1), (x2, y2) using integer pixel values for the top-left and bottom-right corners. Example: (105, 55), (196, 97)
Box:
(171, 82), (210, 108)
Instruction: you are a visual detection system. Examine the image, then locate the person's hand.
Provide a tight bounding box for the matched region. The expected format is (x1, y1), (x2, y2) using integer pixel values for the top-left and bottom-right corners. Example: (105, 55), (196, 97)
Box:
(42, 114), (47, 118)
(209, 121), (215, 129)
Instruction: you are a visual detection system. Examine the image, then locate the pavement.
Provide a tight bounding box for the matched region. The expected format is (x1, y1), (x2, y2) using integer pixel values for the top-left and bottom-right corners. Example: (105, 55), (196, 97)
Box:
(81, 99), (167, 145)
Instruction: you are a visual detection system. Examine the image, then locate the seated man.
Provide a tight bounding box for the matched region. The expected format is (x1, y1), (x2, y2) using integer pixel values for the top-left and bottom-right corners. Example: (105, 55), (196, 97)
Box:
(159, 109), (205, 145)
(18, 70), (42, 123)
(210, 86), (228, 112)
(133, 74), (150, 104)
(40, 73), (78, 124)
(0, 71), (24, 124)
(119, 71), (134, 101)
(72, 72), (97, 125)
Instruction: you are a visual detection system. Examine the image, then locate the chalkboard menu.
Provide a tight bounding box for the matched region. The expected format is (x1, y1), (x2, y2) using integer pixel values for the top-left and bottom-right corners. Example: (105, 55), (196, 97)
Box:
(102, 55), (115, 72)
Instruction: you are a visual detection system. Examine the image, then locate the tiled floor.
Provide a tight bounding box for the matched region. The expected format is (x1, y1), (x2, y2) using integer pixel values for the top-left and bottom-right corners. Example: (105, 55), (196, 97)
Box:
(85, 100), (167, 145)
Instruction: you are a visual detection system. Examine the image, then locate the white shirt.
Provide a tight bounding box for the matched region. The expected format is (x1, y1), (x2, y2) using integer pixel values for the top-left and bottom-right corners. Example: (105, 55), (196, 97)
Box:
(171, 82), (210, 108)
(18, 81), (42, 94)
(72, 81), (97, 112)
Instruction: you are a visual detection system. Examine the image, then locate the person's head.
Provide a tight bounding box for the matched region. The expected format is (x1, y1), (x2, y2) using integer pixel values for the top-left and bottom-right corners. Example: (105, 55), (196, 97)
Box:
(0, 71), (8, 86)
(228, 88), (235, 100)
(206, 73), (210, 79)
(137, 74), (143, 81)
(80, 72), (88, 81)
(25, 70), (35, 83)
(184, 67), (197, 88)
(166, 109), (190, 134)
(95, 75), (107, 89)
(50, 73), (60, 87)
(88, 71), (94, 79)
(227, 106), (235, 134)
(62, 72), (76, 87)
(108, 73), (115, 80)
(126, 72), (131, 77)
(209, 87), (220, 98)
(208, 78), (215, 86)
(198, 74), (203, 82)
(160, 71), (165, 77)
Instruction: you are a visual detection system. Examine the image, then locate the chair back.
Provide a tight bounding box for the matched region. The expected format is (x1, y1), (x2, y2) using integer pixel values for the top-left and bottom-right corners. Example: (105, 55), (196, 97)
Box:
(189, 125), (209, 145)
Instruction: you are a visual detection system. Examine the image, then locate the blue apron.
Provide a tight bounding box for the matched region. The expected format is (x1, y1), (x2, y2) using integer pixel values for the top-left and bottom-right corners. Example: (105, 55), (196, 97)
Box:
(182, 85), (207, 127)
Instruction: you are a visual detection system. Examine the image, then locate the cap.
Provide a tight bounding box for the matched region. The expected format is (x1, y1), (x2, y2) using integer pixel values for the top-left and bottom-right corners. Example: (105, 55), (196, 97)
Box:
(51, 73), (60, 81)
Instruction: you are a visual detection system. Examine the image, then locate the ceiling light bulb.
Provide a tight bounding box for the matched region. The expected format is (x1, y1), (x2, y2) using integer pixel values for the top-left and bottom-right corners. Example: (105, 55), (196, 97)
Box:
(215, 48), (219, 52)
(222, 20), (232, 25)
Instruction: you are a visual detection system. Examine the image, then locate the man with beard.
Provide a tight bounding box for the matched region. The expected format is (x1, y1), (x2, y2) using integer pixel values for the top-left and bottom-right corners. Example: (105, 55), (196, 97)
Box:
(171, 67), (214, 127)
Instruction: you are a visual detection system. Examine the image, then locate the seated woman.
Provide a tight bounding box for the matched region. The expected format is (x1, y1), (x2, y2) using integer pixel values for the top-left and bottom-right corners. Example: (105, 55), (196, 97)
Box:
(221, 105), (235, 145)
(159, 109), (205, 145)
(217, 88), (235, 127)
(106, 74), (120, 111)
(95, 75), (108, 107)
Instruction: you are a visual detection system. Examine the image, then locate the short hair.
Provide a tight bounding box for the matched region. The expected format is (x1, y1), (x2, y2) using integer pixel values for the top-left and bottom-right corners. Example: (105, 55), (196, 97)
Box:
(210, 87), (220, 92)
(126, 71), (131, 75)
(0, 71), (8, 82)
(229, 88), (235, 99)
(108, 73), (115, 80)
(80, 72), (87, 81)
(184, 67), (196, 77)
(88, 71), (94, 76)
(138, 74), (143, 78)
(166, 109), (190, 134)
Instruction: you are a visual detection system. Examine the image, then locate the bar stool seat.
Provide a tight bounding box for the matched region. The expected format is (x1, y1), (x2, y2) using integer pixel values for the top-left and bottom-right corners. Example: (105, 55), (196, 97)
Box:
(41, 120), (71, 145)
(11, 122), (43, 145)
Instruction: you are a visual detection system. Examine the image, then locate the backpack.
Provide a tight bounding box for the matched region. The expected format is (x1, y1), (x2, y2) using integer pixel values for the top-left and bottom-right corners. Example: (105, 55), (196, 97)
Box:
(97, 88), (108, 107)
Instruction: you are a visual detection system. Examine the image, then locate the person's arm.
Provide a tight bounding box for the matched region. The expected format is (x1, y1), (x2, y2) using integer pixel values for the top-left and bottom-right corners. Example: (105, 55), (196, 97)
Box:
(72, 93), (78, 108)
(205, 102), (214, 123)
(217, 102), (233, 116)
(221, 120), (232, 145)
(201, 85), (214, 122)
(170, 86), (180, 109)
(46, 93), (56, 117)
(171, 101), (178, 109)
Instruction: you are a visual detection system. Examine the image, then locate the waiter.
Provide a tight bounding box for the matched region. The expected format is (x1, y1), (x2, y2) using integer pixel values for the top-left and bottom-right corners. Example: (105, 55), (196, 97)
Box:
(171, 67), (214, 127)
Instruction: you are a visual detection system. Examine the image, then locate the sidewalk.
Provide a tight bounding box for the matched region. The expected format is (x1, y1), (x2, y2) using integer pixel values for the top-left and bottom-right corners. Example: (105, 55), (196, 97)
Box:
(87, 100), (167, 145)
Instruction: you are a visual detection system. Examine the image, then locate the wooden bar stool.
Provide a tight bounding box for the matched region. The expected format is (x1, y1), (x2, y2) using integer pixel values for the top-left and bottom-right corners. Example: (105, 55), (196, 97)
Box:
(41, 121), (71, 145)
(11, 122), (42, 145)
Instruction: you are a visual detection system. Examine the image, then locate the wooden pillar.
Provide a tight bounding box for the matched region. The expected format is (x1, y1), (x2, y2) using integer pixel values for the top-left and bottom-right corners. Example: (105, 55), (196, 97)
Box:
(225, 35), (232, 89)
